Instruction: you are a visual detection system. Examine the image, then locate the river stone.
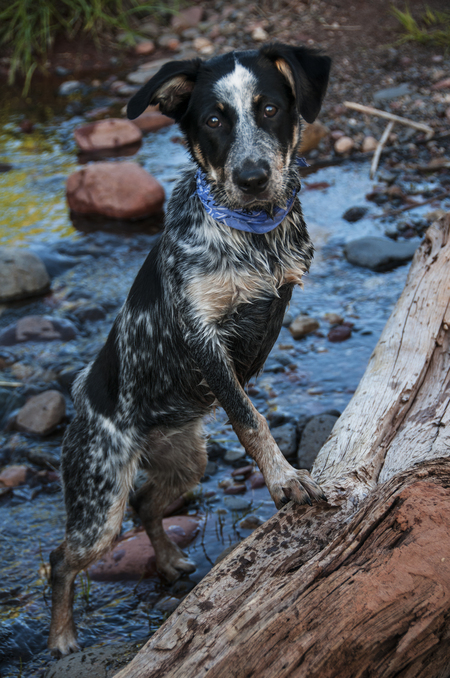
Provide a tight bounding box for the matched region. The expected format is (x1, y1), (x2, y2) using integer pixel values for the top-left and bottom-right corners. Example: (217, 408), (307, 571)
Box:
(289, 315), (320, 339)
(334, 136), (354, 154)
(298, 414), (339, 469)
(298, 120), (329, 153)
(16, 391), (66, 435)
(88, 516), (200, 581)
(127, 58), (173, 85)
(344, 237), (419, 272)
(0, 248), (50, 302)
(74, 118), (142, 152)
(171, 6), (203, 32)
(132, 110), (175, 133)
(342, 206), (368, 222)
(272, 422), (298, 459)
(373, 83), (414, 102)
(66, 162), (165, 220)
(0, 465), (31, 488)
(0, 316), (77, 346)
(44, 640), (144, 678)
(223, 496), (251, 511)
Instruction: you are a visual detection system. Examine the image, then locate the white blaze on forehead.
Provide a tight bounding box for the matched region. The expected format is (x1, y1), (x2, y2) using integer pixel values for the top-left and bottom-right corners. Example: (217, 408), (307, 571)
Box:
(213, 62), (257, 119)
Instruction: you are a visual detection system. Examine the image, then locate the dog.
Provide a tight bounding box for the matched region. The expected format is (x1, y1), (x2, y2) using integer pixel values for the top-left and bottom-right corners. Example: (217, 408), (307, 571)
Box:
(48, 43), (331, 656)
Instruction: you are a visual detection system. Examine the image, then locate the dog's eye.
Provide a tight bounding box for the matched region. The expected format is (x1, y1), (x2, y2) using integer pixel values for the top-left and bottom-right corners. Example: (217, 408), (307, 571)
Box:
(206, 116), (221, 128)
(264, 105), (278, 118)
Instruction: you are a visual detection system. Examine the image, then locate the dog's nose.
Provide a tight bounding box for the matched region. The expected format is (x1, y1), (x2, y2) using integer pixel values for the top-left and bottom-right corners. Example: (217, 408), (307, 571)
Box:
(234, 166), (270, 195)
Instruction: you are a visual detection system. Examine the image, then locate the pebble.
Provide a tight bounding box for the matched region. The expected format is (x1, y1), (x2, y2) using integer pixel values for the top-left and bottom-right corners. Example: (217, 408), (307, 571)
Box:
(171, 6), (203, 32)
(0, 465), (30, 488)
(362, 136), (378, 153)
(193, 37), (214, 55)
(127, 58), (172, 85)
(135, 40), (155, 56)
(431, 77), (450, 91)
(252, 26), (269, 41)
(58, 80), (83, 96)
(298, 414), (339, 469)
(158, 34), (181, 51)
(272, 422), (298, 459)
(250, 472), (265, 489)
(231, 465), (253, 479)
(342, 206), (368, 222)
(0, 248), (50, 302)
(323, 313), (343, 325)
(207, 439), (227, 459)
(298, 121), (329, 153)
(239, 514), (263, 530)
(223, 496), (251, 511)
(344, 237), (419, 272)
(289, 315), (320, 339)
(224, 484), (246, 495)
(66, 162), (165, 220)
(334, 136), (355, 154)
(155, 596), (180, 613)
(328, 325), (352, 343)
(224, 448), (246, 463)
(72, 304), (106, 323)
(132, 110), (174, 133)
(74, 119), (142, 152)
(89, 516), (200, 581)
(15, 390), (66, 436)
(0, 316), (77, 346)
(373, 83), (414, 102)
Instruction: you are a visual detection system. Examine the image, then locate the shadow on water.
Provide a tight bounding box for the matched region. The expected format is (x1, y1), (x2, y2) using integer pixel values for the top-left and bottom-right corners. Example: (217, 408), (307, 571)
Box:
(0, 80), (429, 676)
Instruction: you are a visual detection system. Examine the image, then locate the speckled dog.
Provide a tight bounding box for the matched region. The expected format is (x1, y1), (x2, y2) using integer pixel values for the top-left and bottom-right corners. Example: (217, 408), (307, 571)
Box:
(48, 43), (331, 656)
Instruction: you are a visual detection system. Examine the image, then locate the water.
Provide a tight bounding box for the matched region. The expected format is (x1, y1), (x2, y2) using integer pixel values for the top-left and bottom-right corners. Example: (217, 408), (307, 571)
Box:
(0, 93), (419, 676)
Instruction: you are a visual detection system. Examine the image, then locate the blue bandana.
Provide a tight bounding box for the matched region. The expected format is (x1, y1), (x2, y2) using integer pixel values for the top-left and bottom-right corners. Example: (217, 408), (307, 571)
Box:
(195, 157), (309, 235)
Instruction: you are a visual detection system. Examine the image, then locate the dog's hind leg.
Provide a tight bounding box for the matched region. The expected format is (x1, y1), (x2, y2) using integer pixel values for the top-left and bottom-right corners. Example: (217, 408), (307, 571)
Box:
(130, 418), (207, 582)
(48, 418), (139, 656)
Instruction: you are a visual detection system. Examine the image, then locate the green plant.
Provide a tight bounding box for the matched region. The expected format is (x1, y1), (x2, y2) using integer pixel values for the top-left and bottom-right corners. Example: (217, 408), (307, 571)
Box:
(0, 0), (168, 93)
(391, 4), (450, 48)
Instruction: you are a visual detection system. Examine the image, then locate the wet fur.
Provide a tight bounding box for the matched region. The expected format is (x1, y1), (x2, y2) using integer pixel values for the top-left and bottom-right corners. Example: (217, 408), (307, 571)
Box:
(48, 43), (331, 656)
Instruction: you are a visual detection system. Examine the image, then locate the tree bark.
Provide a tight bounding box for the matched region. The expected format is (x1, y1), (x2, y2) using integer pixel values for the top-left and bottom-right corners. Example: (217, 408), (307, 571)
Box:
(114, 215), (450, 678)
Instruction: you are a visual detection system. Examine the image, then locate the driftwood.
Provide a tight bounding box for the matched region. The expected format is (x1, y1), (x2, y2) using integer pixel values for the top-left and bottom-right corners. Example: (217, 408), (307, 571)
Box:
(344, 101), (434, 138)
(370, 119), (394, 179)
(115, 215), (450, 678)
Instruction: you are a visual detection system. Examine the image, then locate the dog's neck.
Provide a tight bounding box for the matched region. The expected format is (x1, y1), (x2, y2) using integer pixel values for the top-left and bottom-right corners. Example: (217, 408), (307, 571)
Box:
(195, 157), (308, 235)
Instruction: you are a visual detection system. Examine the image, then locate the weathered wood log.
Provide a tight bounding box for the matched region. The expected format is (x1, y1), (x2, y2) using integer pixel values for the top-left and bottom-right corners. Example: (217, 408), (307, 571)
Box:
(114, 215), (450, 678)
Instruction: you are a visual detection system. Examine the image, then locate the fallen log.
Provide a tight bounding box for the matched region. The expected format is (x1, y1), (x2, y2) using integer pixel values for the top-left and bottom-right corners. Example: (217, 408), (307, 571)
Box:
(114, 215), (450, 678)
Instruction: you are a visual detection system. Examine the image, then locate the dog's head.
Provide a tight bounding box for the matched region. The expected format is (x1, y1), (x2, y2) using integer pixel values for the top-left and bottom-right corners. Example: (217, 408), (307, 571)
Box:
(128, 44), (331, 210)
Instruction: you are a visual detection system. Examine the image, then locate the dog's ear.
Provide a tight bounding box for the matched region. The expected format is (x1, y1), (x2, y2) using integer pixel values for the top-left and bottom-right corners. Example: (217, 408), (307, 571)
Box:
(260, 44), (331, 123)
(127, 58), (202, 121)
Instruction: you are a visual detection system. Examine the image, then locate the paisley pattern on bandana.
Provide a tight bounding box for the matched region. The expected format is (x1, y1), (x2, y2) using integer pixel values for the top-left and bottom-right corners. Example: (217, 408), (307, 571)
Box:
(195, 157), (309, 234)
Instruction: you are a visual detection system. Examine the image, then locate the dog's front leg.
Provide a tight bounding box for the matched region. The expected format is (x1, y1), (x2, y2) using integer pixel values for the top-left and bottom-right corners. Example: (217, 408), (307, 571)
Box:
(187, 327), (326, 509)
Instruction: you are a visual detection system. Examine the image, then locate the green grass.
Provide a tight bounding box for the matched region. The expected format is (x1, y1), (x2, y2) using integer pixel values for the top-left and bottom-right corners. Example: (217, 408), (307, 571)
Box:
(0, 0), (170, 93)
(392, 4), (450, 48)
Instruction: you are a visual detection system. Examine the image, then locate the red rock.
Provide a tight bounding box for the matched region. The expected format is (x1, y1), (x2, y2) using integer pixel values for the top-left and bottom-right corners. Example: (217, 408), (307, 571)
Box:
(224, 484), (246, 495)
(171, 6), (203, 32)
(0, 315), (77, 346)
(250, 472), (265, 489)
(88, 516), (200, 581)
(431, 77), (450, 90)
(163, 495), (185, 517)
(231, 465), (254, 479)
(16, 390), (66, 436)
(74, 119), (142, 152)
(66, 162), (165, 219)
(135, 40), (155, 56)
(0, 465), (31, 487)
(132, 110), (174, 133)
(328, 325), (352, 343)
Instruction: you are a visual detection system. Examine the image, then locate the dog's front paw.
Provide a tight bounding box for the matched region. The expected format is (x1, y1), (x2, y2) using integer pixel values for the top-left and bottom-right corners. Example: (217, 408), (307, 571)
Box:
(48, 628), (80, 657)
(156, 542), (196, 583)
(268, 468), (327, 510)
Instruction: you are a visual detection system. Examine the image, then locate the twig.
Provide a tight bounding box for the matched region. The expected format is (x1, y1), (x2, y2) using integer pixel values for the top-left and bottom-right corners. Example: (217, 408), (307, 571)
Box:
(370, 121), (394, 180)
(0, 381), (23, 387)
(322, 24), (361, 30)
(344, 101), (434, 139)
(373, 190), (450, 218)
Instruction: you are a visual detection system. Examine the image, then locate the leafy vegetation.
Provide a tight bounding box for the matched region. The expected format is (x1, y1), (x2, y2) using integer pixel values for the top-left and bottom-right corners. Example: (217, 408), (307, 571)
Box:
(0, 0), (167, 92)
(392, 5), (450, 48)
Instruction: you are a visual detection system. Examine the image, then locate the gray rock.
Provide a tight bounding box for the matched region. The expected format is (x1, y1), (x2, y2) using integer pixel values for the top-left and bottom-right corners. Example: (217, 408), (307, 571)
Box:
(223, 496), (251, 511)
(0, 248), (50, 302)
(342, 206), (368, 222)
(127, 58), (172, 85)
(58, 80), (83, 96)
(44, 640), (145, 678)
(289, 315), (320, 339)
(224, 448), (246, 464)
(0, 316), (77, 346)
(73, 304), (106, 323)
(344, 237), (419, 272)
(15, 390), (66, 436)
(207, 439), (227, 459)
(239, 514), (264, 530)
(373, 83), (414, 103)
(272, 422), (298, 459)
(298, 414), (339, 470)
